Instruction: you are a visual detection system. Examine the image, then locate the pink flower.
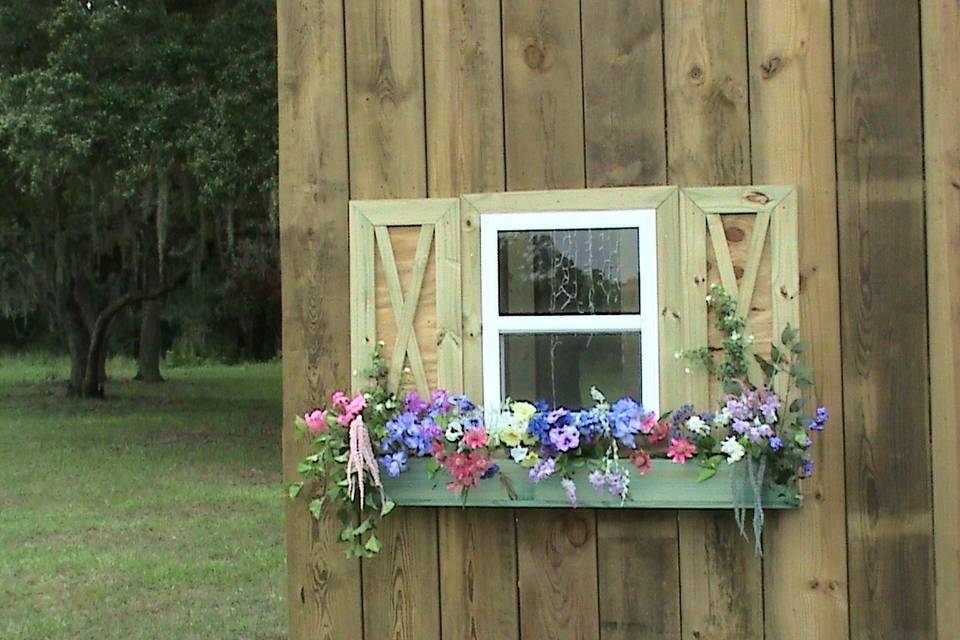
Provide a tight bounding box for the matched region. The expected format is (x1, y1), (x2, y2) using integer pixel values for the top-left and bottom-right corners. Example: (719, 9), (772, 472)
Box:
(336, 412), (354, 427)
(639, 413), (659, 435)
(331, 391), (349, 408)
(345, 393), (367, 416)
(647, 420), (670, 444)
(463, 427), (487, 449)
(667, 437), (696, 463)
(630, 449), (652, 474)
(304, 410), (327, 434)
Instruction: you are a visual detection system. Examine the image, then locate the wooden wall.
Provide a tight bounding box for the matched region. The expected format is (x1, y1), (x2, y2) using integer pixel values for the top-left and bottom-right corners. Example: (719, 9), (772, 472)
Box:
(277, 1), (959, 638)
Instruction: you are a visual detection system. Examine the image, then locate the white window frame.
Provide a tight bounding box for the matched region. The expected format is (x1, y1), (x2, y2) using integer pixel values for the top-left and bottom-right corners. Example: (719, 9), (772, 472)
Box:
(480, 210), (660, 416)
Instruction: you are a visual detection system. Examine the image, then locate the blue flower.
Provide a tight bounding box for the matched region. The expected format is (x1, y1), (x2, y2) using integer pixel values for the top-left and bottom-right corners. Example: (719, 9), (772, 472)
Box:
(527, 413), (551, 441)
(800, 459), (815, 478)
(480, 463), (499, 480)
(450, 394), (476, 412)
(769, 436), (783, 451)
(379, 451), (408, 477)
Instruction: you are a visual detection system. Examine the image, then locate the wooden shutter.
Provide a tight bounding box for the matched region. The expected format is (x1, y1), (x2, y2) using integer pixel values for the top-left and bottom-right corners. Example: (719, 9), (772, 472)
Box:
(679, 186), (799, 403)
(349, 197), (463, 396)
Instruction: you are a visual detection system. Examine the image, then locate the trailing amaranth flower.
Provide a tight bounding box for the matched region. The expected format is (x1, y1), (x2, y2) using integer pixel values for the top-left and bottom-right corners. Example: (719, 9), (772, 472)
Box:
(721, 436), (745, 463)
(630, 449), (652, 475)
(587, 469), (606, 492)
(560, 477), (578, 507)
(304, 410), (327, 434)
(667, 437), (696, 463)
(529, 458), (556, 483)
(604, 470), (629, 499)
(549, 424), (580, 452)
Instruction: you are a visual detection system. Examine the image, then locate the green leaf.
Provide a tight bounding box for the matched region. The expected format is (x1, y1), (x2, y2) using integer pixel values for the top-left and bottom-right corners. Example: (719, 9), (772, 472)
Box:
(697, 466), (718, 482)
(364, 535), (382, 555)
(308, 498), (324, 519)
(791, 340), (808, 354)
(789, 398), (804, 413)
(753, 354), (776, 380)
(288, 483), (303, 499)
(380, 500), (396, 517)
(339, 525), (354, 542)
(770, 345), (782, 363)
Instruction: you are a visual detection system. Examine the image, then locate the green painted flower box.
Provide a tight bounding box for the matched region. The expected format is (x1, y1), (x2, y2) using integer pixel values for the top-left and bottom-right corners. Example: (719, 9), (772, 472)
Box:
(382, 459), (802, 509)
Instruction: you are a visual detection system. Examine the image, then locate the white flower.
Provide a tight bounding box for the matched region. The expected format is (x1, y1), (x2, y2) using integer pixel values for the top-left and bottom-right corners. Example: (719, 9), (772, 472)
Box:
(445, 420), (463, 442)
(714, 407), (732, 427)
(745, 334), (755, 345)
(721, 437), (746, 464)
(686, 415), (710, 436)
(510, 445), (529, 464)
(730, 331), (741, 343)
(589, 386), (606, 403)
(673, 351), (682, 360)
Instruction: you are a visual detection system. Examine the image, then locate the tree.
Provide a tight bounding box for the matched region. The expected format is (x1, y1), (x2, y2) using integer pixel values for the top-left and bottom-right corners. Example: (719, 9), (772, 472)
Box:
(0, 0), (278, 396)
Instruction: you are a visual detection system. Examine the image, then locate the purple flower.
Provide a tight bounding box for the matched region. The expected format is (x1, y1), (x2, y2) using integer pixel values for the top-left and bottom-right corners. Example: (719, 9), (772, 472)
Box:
(404, 391), (429, 415)
(527, 413), (551, 441)
(816, 406), (829, 423)
(450, 394), (476, 412)
(379, 451), (408, 477)
(604, 471), (628, 499)
(801, 459), (815, 478)
(576, 409), (602, 437)
(769, 436), (783, 451)
(549, 425), (580, 452)
(430, 389), (452, 412)
(539, 443), (559, 458)
(761, 404), (778, 424)
(560, 477), (578, 507)
(725, 398), (750, 420)
(732, 420), (750, 435)
(800, 435), (813, 449)
(547, 407), (572, 426)
(587, 469), (606, 492)
(529, 458), (556, 483)
(756, 424), (774, 438)
(747, 427), (765, 444)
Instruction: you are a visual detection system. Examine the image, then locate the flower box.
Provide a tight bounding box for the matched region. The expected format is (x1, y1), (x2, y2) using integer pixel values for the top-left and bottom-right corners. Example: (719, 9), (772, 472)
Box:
(382, 458), (801, 509)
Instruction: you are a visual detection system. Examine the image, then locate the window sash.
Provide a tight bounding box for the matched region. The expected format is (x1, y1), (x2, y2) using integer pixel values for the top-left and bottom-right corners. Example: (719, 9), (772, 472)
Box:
(480, 209), (660, 415)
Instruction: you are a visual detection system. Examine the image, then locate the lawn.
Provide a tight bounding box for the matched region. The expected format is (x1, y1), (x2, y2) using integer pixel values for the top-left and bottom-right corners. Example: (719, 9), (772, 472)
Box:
(0, 354), (286, 639)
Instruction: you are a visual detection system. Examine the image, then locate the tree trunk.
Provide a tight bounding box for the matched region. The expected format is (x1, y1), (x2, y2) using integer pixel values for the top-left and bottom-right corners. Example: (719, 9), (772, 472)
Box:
(63, 298), (90, 396)
(135, 179), (165, 383)
(135, 300), (163, 382)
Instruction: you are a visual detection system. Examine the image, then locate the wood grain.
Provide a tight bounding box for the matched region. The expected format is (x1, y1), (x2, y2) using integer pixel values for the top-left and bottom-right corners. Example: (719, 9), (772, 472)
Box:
(423, 3), (518, 638)
(581, 3), (680, 638)
(502, 2), (599, 638)
(277, 2), (361, 638)
(833, 1), (935, 638)
(345, 2), (440, 639)
(664, 2), (764, 637)
(922, 2), (960, 638)
(748, 5), (852, 636)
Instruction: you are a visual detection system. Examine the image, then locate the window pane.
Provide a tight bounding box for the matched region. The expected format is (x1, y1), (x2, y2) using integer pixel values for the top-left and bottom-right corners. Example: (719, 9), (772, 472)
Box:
(497, 228), (640, 315)
(501, 332), (641, 409)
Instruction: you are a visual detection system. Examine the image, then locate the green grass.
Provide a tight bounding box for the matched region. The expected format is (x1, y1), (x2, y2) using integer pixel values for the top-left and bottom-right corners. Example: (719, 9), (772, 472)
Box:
(0, 354), (286, 639)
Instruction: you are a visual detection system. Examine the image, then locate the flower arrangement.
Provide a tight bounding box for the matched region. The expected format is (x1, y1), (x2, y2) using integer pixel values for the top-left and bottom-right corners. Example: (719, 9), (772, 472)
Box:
(291, 285), (827, 557)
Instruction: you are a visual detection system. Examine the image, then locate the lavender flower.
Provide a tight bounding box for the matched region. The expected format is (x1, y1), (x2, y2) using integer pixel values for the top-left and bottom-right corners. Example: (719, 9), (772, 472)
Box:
(560, 477), (578, 507)
(529, 458), (556, 483)
(769, 436), (783, 451)
(379, 451), (408, 477)
(587, 469), (606, 492)
(604, 471), (629, 499)
(801, 459), (815, 478)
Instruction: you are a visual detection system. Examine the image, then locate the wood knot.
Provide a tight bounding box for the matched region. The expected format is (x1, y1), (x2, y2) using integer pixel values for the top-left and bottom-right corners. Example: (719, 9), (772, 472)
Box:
(815, 491), (824, 501)
(725, 226), (746, 243)
(565, 516), (590, 547)
(745, 191), (771, 205)
(809, 579), (820, 590)
(734, 266), (744, 279)
(524, 43), (546, 70)
(464, 217), (474, 228)
(688, 64), (704, 83)
(760, 55), (783, 79)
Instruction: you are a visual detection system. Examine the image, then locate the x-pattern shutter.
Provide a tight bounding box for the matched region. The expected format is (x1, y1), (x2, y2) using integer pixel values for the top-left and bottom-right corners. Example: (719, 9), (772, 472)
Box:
(349, 198), (463, 396)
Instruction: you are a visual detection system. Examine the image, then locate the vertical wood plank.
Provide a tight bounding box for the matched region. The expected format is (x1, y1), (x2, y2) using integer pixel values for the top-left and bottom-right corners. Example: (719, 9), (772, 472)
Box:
(434, 202), (463, 393)
(502, 2), (599, 638)
(582, 3), (680, 638)
(350, 210), (377, 393)
(423, 3), (519, 639)
(345, 2), (441, 639)
(922, 2), (960, 638)
(664, 2), (764, 637)
(277, 2), (361, 639)
(748, 6), (851, 636)
(833, 1), (935, 638)
(768, 193), (799, 398)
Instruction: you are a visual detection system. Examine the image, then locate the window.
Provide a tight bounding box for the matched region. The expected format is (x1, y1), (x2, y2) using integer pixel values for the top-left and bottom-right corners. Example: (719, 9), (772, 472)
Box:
(480, 210), (659, 414)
